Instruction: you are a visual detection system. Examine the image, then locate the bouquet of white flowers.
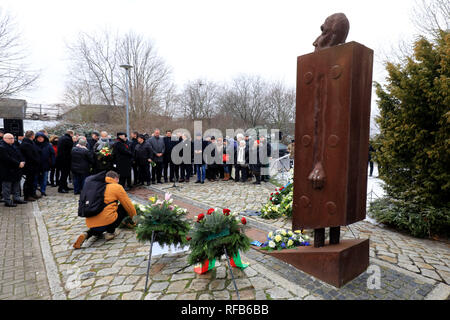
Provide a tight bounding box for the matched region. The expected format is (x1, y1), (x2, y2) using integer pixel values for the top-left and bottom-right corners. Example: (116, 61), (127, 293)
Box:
(260, 229), (310, 252)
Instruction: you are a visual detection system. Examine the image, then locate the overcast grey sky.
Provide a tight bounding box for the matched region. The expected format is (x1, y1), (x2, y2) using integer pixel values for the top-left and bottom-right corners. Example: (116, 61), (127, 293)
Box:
(2, 0), (419, 105)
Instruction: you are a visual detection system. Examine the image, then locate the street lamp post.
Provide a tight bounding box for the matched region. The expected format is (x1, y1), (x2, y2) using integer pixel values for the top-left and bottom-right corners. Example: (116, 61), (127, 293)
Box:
(120, 64), (133, 138)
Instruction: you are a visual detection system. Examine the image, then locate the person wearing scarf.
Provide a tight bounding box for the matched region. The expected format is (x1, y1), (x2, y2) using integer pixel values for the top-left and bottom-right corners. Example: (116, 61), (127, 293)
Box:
(234, 140), (249, 183)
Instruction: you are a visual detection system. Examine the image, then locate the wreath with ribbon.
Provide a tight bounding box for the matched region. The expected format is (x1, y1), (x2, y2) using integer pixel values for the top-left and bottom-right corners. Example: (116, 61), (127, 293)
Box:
(187, 208), (251, 265)
(134, 194), (191, 247)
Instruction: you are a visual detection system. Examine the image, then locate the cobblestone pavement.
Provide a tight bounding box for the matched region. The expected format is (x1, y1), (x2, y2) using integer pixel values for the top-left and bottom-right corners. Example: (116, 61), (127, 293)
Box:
(34, 191), (317, 300)
(0, 201), (51, 300)
(147, 180), (450, 285)
(2, 178), (449, 300)
(246, 250), (436, 300)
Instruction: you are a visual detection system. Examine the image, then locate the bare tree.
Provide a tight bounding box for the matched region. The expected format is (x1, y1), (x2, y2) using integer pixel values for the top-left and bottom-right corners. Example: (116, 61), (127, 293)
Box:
(64, 29), (173, 125)
(0, 8), (39, 98)
(218, 75), (268, 129)
(65, 29), (120, 107)
(412, 0), (449, 38)
(159, 83), (179, 118)
(265, 81), (296, 135)
(118, 32), (173, 120)
(179, 79), (220, 120)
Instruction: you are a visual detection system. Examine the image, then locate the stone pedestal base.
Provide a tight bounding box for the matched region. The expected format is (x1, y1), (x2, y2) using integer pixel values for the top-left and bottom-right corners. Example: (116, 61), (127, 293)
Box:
(259, 238), (370, 288)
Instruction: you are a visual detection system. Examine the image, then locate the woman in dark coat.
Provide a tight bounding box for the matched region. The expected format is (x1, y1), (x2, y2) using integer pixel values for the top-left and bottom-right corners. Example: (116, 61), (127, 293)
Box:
(71, 137), (94, 194)
(134, 134), (153, 186)
(113, 133), (133, 190)
(34, 132), (55, 196)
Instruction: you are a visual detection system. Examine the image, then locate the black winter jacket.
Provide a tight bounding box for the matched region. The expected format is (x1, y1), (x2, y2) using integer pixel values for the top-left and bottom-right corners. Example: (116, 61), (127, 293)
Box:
(19, 138), (41, 174)
(56, 133), (74, 169)
(0, 140), (24, 182)
(134, 142), (153, 166)
(148, 136), (165, 163)
(35, 132), (55, 172)
(113, 139), (133, 177)
(71, 146), (94, 175)
(178, 138), (193, 164)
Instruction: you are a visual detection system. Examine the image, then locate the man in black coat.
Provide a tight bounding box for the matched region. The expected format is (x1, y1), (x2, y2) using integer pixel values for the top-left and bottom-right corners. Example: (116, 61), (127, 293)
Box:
(0, 133), (27, 207)
(71, 137), (94, 194)
(113, 132), (133, 190)
(134, 134), (153, 186)
(56, 130), (75, 193)
(148, 129), (165, 184)
(163, 130), (181, 183)
(163, 130), (172, 183)
(205, 136), (218, 181)
(169, 133), (182, 183)
(178, 134), (193, 183)
(19, 130), (41, 201)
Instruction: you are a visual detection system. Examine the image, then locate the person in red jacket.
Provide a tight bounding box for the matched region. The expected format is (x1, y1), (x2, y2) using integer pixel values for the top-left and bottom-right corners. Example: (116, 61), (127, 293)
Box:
(49, 135), (60, 187)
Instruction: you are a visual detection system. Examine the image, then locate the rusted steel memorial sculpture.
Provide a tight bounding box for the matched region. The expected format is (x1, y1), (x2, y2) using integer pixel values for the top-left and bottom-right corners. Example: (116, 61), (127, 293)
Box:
(263, 13), (374, 287)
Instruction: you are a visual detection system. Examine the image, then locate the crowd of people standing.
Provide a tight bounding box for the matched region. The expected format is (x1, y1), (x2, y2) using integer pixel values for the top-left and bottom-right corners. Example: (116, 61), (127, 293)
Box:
(0, 127), (274, 207)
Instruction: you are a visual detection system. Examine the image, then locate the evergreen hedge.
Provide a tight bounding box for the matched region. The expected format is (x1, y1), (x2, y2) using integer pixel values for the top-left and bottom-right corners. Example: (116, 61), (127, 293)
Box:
(370, 31), (450, 238)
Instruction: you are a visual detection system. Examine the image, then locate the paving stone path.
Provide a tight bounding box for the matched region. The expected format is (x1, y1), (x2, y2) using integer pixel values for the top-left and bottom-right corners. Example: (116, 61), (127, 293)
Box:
(34, 191), (317, 300)
(0, 201), (51, 299)
(1, 177), (449, 300)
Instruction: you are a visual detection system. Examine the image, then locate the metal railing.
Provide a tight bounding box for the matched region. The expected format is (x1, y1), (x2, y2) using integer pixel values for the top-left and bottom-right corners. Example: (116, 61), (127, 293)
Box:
(25, 103), (66, 120)
(269, 154), (291, 184)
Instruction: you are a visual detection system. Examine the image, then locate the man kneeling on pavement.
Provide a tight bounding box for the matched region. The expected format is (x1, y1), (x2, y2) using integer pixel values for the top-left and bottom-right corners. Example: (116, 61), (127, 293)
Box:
(73, 170), (136, 249)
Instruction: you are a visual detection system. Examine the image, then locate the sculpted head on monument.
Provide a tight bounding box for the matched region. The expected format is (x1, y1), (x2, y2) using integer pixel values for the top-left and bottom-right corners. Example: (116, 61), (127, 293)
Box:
(313, 13), (350, 51)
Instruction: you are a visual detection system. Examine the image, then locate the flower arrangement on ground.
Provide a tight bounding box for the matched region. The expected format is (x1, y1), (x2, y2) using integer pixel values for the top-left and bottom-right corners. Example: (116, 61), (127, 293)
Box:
(187, 208), (251, 269)
(260, 229), (310, 252)
(261, 183), (293, 219)
(134, 193), (191, 247)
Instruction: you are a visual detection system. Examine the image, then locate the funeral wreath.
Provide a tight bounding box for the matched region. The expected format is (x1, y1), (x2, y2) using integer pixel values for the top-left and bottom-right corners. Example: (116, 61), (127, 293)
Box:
(134, 193), (191, 247)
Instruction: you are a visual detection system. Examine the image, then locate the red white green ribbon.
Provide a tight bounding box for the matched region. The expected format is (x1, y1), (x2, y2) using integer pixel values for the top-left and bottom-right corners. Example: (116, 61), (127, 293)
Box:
(193, 252), (249, 274)
(194, 259), (216, 274)
(229, 252), (249, 269)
